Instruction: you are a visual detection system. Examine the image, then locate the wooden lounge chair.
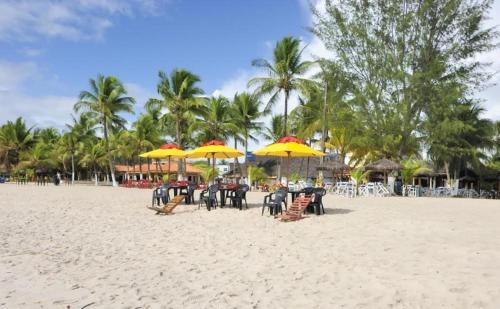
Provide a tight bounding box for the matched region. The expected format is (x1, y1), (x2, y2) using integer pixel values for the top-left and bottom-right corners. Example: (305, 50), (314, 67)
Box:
(147, 195), (185, 215)
(277, 195), (312, 222)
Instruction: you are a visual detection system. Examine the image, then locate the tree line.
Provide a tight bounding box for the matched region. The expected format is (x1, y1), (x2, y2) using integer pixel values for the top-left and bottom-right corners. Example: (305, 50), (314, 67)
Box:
(1, 0), (499, 187)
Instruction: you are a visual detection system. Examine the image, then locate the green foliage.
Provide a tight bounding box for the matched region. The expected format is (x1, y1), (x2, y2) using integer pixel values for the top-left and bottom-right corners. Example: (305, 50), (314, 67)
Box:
(75, 74), (135, 186)
(400, 159), (429, 185)
(231, 92), (263, 154)
(312, 0), (498, 161)
(191, 96), (239, 143)
(350, 167), (370, 190)
(247, 165), (268, 186)
(289, 172), (301, 183)
(192, 161), (218, 183)
(0, 117), (35, 171)
(249, 36), (315, 135)
(262, 114), (286, 142)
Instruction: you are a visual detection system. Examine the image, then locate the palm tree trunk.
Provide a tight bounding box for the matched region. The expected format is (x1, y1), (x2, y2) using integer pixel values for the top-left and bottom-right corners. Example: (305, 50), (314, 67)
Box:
(103, 119), (117, 187)
(147, 158), (151, 180)
(283, 90), (289, 136)
(139, 157), (143, 180)
(93, 163), (98, 186)
(234, 139), (240, 183)
(71, 153), (75, 185)
(126, 159), (130, 181)
(175, 118), (184, 180)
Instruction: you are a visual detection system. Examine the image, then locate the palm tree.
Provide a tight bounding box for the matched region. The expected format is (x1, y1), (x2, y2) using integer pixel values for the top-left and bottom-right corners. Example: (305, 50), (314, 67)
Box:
(262, 114), (286, 142)
(0, 117), (35, 171)
(80, 141), (107, 186)
(35, 127), (60, 144)
(232, 92), (263, 157)
(74, 75), (135, 187)
(59, 132), (79, 184)
(249, 36), (314, 136)
(115, 131), (139, 180)
(350, 167), (370, 195)
(261, 114), (286, 180)
(146, 69), (204, 179)
(191, 96), (239, 142)
(18, 142), (55, 171)
(132, 114), (160, 179)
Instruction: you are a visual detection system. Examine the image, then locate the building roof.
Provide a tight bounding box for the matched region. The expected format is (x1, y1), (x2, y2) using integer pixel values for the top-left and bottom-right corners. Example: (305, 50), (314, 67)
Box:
(225, 154), (350, 179)
(115, 162), (201, 175)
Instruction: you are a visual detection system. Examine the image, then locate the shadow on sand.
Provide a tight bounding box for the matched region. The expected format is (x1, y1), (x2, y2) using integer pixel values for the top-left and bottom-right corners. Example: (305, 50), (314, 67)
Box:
(323, 208), (354, 215)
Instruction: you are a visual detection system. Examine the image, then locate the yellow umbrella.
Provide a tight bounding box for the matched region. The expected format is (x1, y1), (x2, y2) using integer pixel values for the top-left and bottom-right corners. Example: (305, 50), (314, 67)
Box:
(139, 144), (186, 181)
(185, 140), (243, 184)
(253, 136), (325, 183)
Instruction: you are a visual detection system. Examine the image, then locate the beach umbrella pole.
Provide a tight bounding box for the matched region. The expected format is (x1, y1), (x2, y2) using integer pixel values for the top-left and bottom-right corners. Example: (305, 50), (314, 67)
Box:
(168, 156), (171, 182)
(212, 153), (215, 185)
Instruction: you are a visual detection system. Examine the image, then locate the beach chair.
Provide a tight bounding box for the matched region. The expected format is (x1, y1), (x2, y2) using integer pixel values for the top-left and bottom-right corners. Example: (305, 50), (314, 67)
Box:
(226, 184), (250, 209)
(147, 195), (185, 215)
(262, 188), (287, 215)
(229, 188), (246, 210)
(152, 184), (170, 206)
(199, 184), (219, 211)
(309, 187), (326, 214)
(179, 183), (196, 204)
(277, 195), (313, 222)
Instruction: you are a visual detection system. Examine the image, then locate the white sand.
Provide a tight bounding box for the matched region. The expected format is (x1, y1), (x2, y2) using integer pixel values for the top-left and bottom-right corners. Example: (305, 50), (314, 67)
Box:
(1, 184), (500, 308)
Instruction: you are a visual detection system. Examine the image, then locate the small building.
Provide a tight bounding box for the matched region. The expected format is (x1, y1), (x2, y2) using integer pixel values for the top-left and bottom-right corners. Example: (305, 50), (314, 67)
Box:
(114, 161), (202, 183)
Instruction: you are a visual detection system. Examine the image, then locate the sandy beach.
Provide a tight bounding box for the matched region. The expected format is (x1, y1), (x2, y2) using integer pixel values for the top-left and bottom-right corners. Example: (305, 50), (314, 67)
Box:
(1, 184), (499, 308)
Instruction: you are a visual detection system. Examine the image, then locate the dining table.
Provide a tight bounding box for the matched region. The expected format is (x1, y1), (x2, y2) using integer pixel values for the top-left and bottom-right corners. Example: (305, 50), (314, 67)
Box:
(218, 183), (240, 207)
(167, 181), (190, 196)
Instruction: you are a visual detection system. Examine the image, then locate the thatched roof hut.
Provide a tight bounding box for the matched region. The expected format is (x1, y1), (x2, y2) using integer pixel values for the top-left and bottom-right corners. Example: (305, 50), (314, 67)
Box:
(365, 158), (403, 171)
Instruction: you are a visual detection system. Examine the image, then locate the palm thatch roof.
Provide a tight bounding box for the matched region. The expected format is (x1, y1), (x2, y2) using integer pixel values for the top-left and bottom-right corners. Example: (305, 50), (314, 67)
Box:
(316, 155), (349, 171)
(365, 158), (403, 171)
(225, 154), (349, 179)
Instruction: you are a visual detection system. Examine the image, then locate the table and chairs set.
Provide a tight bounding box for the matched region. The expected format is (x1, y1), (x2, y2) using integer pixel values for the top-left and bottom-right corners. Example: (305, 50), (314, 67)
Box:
(152, 181), (197, 206)
(198, 183), (250, 211)
(262, 187), (326, 216)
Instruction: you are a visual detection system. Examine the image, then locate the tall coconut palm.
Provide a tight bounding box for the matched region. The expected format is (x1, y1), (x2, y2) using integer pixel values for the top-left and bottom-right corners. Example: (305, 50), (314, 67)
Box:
(74, 75), (135, 187)
(249, 36), (314, 136)
(146, 69), (204, 179)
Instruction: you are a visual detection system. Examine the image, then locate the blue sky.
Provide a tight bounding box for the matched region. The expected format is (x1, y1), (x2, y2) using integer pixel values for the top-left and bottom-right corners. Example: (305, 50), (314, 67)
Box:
(1, 0), (499, 141)
(0, 0), (317, 129)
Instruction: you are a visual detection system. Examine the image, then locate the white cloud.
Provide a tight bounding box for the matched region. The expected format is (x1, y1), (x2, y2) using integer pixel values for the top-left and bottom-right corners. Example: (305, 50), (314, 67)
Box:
(0, 60), (75, 128)
(19, 48), (45, 57)
(212, 70), (256, 98)
(0, 61), (38, 92)
(0, 60), (156, 130)
(0, 0), (169, 42)
(0, 93), (76, 129)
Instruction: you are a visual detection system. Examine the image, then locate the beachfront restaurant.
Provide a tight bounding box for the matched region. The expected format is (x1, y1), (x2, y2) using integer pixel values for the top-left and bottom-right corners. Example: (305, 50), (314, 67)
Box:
(114, 161), (202, 183)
